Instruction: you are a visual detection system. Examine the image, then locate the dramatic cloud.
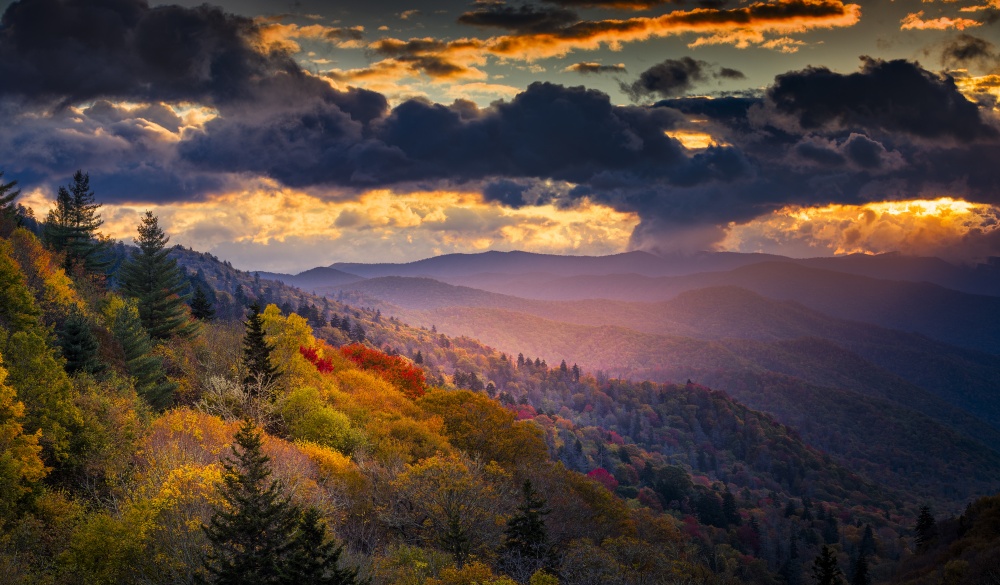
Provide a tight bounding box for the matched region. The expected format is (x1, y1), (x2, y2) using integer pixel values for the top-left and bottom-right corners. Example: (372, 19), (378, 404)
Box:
(721, 198), (1000, 261)
(620, 57), (745, 101)
(765, 57), (997, 141)
(564, 62), (628, 74)
(901, 11), (981, 31)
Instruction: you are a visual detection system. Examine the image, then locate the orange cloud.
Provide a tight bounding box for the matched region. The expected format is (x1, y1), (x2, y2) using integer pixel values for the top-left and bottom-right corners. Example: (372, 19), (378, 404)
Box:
(900, 11), (981, 30)
(352, 0), (860, 82)
(721, 198), (1000, 261)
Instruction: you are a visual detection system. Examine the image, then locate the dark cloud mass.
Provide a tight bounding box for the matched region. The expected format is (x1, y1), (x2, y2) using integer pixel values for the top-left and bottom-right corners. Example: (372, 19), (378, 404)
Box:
(940, 34), (998, 71)
(621, 58), (746, 101)
(767, 57), (997, 141)
(1, 0), (1000, 256)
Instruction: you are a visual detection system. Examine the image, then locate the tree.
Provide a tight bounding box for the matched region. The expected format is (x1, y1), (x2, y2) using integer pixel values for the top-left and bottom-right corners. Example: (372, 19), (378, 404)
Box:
(43, 170), (110, 275)
(191, 286), (216, 321)
(850, 553), (871, 585)
(915, 505), (937, 551)
(0, 170), (20, 215)
(58, 310), (104, 376)
(104, 296), (176, 409)
(202, 420), (300, 585)
(811, 545), (845, 585)
(284, 507), (361, 585)
(118, 211), (197, 339)
(0, 354), (46, 519)
(722, 489), (741, 526)
(243, 302), (279, 394)
(502, 480), (552, 580)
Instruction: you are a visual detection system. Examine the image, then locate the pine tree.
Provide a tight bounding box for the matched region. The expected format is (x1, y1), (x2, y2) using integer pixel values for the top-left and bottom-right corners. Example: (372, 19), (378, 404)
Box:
(243, 303), (279, 394)
(119, 211), (197, 339)
(284, 507), (361, 585)
(915, 506), (937, 551)
(43, 170), (110, 275)
(191, 286), (215, 321)
(850, 553), (871, 585)
(0, 170), (20, 215)
(503, 479), (552, 578)
(441, 507), (471, 568)
(722, 489), (741, 526)
(107, 297), (176, 409)
(812, 545), (845, 585)
(413, 350), (423, 364)
(202, 420), (301, 585)
(57, 310), (104, 376)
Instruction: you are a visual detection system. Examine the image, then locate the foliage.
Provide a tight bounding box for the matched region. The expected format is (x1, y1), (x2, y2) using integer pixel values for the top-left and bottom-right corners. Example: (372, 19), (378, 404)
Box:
(0, 170), (19, 215)
(191, 286), (216, 321)
(0, 354), (46, 521)
(118, 211), (196, 340)
(812, 545), (845, 585)
(57, 311), (103, 376)
(340, 344), (426, 399)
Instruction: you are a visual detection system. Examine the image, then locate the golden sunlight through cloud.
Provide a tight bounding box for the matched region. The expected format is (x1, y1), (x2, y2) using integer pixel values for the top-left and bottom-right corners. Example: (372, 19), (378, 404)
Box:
(92, 183), (638, 271)
(721, 198), (1000, 260)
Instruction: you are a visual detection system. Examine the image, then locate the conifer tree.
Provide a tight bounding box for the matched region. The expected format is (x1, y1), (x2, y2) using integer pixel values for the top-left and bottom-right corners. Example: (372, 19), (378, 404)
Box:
(502, 479), (552, 579)
(811, 545), (845, 585)
(191, 286), (216, 321)
(106, 296), (176, 409)
(0, 170), (20, 215)
(915, 506), (937, 551)
(442, 507), (471, 568)
(284, 507), (361, 585)
(722, 489), (741, 526)
(243, 303), (278, 394)
(202, 420), (300, 585)
(850, 553), (871, 585)
(58, 310), (103, 376)
(42, 170), (110, 275)
(119, 211), (197, 340)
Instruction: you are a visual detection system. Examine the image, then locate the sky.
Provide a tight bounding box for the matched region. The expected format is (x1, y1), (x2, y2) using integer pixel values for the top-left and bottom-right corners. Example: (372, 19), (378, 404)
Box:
(1, 0), (999, 271)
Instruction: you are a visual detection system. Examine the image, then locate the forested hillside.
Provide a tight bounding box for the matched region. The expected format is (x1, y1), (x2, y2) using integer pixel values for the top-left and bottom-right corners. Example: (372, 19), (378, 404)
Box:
(0, 172), (996, 585)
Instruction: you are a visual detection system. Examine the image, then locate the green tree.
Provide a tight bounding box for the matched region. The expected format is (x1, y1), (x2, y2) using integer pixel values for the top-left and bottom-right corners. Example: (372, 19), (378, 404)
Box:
(202, 420), (300, 585)
(502, 480), (551, 580)
(0, 170), (20, 215)
(811, 545), (845, 585)
(118, 211), (196, 340)
(850, 553), (871, 585)
(0, 353), (46, 520)
(58, 310), (104, 376)
(191, 286), (215, 321)
(915, 505), (937, 551)
(442, 506), (471, 568)
(284, 507), (361, 585)
(42, 170), (110, 275)
(104, 296), (176, 409)
(242, 302), (278, 393)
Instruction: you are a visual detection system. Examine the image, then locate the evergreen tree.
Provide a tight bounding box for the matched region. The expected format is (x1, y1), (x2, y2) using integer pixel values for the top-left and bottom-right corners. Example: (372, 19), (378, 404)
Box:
(0, 170), (20, 215)
(722, 489), (741, 526)
(502, 479), (551, 577)
(859, 524), (876, 557)
(119, 211), (197, 339)
(850, 553), (871, 585)
(243, 303), (278, 394)
(57, 310), (104, 376)
(107, 297), (176, 409)
(441, 507), (471, 568)
(202, 420), (301, 585)
(413, 350), (423, 364)
(284, 507), (361, 585)
(191, 286), (216, 321)
(42, 170), (110, 275)
(811, 545), (845, 585)
(915, 506), (937, 551)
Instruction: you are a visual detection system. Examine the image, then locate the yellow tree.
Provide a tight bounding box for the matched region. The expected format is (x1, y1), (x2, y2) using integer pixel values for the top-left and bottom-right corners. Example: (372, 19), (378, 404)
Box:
(0, 352), (46, 519)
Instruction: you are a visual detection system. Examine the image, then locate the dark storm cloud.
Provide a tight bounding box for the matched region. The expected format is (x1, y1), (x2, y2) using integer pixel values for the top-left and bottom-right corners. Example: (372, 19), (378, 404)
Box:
(620, 57), (746, 101)
(541, 0), (681, 9)
(2, 0), (999, 257)
(457, 4), (579, 33)
(766, 57), (997, 141)
(564, 62), (628, 74)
